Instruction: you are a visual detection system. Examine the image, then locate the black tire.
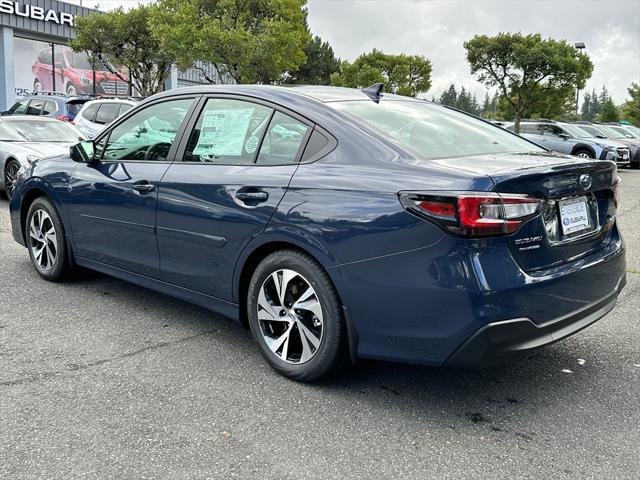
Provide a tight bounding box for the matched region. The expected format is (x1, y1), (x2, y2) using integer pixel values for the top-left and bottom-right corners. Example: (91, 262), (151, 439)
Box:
(247, 250), (348, 382)
(631, 162), (640, 170)
(26, 197), (74, 281)
(574, 149), (595, 159)
(3, 159), (20, 200)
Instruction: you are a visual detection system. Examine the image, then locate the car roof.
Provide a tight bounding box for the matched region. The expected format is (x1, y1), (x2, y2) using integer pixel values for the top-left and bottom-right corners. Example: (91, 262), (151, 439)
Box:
(149, 84), (423, 105)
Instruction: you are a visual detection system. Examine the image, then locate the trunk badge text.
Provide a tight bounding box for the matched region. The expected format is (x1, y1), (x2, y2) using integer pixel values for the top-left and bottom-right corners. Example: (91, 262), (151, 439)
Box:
(515, 235), (543, 251)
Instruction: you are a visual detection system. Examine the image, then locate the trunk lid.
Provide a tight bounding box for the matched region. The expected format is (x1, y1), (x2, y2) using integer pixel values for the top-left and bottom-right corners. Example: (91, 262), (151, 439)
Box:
(434, 152), (618, 272)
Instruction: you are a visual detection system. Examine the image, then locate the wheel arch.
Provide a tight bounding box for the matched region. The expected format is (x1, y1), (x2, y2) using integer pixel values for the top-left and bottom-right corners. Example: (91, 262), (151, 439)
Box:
(570, 143), (598, 157)
(18, 181), (65, 244)
(234, 235), (358, 361)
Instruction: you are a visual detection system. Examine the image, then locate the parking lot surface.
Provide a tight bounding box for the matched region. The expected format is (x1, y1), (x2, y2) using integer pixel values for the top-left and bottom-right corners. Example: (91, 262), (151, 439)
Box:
(1, 170), (639, 479)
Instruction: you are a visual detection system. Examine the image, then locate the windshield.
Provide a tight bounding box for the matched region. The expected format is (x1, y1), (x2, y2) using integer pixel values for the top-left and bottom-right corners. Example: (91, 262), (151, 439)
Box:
(625, 125), (640, 138)
(330, 100), (543, 159)
(596, 124), (627, 139)
(609, 125), (636, 139)
(560, 124), (594, 138)
(70, 52), (94, 70)
(576, 124), (606, 138)
(0, 119), (82, 143)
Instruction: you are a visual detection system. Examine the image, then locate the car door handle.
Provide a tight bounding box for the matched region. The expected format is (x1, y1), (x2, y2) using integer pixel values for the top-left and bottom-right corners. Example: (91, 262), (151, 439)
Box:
(236, 190), (268, 202)
(132, 181), (155, 193)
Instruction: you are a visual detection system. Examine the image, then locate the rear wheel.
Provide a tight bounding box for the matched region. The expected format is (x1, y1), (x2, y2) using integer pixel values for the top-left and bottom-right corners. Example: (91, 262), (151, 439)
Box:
(247, 250), (348, 382)
(33, 78), (42, 92)
(3, 160), (20, 200)
(26, 197), (73, 281)
(574, 149), (595, 159)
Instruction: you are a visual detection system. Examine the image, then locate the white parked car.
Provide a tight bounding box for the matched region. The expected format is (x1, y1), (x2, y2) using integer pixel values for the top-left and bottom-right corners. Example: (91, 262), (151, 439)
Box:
(74, 98), (137, 139)
(0, 116), (85, 200)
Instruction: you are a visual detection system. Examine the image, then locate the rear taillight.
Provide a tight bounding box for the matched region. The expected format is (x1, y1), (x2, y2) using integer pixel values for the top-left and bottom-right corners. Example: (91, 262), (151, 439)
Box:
(399, 192), (543, 237)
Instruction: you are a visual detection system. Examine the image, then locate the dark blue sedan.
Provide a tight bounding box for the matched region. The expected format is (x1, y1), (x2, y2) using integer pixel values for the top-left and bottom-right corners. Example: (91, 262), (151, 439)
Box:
(9, 85), (626, 381)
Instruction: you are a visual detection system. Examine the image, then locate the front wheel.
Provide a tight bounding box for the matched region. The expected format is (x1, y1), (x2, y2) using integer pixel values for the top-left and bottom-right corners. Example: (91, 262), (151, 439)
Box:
(26, 197), (74, 281)
(247, 250), (348, 382)
(574, 149), (595, 159)
(3, 159), (20, 200)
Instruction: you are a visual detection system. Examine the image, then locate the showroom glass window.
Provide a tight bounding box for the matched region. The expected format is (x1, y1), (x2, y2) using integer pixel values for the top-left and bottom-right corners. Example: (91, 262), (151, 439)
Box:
(101, 98), (195, 162)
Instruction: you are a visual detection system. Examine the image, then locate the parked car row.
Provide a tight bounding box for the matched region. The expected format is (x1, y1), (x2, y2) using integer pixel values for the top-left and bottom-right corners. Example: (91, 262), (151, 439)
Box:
(0, 116), (86, 199)
(505, 119), (640, 169)
(2, 93), (142, 138)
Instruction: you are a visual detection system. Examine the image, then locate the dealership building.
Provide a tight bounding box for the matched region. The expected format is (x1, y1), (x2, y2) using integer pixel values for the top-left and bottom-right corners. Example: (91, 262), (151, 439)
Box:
(0, 0), (230, 110)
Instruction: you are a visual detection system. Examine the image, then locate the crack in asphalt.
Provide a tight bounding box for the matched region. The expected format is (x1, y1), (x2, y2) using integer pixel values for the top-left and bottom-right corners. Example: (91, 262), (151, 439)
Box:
(0, 330), (217, 388)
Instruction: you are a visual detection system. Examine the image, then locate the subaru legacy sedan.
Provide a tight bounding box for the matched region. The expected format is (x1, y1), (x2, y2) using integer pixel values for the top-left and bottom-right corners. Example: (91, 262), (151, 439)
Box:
(9, 85), (626, 382)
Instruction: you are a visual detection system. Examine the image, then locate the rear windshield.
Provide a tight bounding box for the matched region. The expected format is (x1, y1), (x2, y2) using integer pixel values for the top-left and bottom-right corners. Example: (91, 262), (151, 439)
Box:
(330, 100), (543, 159)
(0, 119), (82, 142)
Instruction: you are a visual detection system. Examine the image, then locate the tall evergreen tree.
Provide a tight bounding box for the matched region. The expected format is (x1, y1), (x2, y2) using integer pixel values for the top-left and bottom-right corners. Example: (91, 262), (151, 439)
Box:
(439, 84), (458, 106)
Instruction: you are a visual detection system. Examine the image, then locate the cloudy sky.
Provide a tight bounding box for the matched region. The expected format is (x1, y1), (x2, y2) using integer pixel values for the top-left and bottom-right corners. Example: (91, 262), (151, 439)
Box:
(69, 0), (640, 104)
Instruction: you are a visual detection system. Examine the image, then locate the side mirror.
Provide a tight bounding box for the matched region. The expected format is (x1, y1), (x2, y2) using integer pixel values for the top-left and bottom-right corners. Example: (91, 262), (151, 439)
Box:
(559, 133), (570, 140)
(70, 140), (96, 163)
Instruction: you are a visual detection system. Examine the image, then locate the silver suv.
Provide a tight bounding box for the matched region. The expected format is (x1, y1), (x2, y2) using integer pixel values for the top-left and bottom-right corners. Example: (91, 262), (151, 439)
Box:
(506, 120), (630, 166)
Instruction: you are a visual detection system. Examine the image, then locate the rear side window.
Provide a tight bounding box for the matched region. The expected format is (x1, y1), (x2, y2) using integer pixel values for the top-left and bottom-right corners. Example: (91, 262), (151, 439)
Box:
(26, 99), (44, 115)
(256, 112), (311, 165)
(42, 100), (58, 115)
(184, 98), (272, 164)
(82, 103), (99, 122)
(95, 103), (120, 125)
(8, 99), (29, 114)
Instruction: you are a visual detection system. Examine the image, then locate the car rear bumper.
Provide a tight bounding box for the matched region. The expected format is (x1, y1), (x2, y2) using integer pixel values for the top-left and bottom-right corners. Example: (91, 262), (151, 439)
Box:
(444, 273), (626, 368)
(331, 224), (626, 367)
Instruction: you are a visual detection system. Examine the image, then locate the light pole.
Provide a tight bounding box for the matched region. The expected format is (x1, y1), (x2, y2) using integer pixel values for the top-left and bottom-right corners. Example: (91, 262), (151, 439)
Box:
(574, 42), (586, 116)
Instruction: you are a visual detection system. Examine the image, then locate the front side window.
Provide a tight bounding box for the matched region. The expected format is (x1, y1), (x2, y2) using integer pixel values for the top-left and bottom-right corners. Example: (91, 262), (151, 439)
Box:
(184, 98), (272, 164)
(102, 98), (194, 162)
(26, 99), (44, 115)
(330, 100), (543, 160)
(256, 112), (310, 165)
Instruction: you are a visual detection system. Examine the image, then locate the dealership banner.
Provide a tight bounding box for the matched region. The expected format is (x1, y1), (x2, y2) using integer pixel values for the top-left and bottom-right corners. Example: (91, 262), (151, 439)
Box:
(13, 37), (131, 100)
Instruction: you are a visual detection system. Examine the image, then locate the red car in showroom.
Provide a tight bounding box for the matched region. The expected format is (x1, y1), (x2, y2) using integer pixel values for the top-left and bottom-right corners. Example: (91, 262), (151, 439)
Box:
(32, 46), (129, 96)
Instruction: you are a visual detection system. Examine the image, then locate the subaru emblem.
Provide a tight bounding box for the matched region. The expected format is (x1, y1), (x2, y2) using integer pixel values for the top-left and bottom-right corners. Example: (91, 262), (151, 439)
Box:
(579, 174), (592, 190)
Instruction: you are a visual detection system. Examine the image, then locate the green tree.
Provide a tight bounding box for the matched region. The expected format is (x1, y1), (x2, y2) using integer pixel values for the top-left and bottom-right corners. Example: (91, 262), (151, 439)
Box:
(285, 35), (340, 84)
(622, 83), (640, 125)
(284, 13), (339, 85)
(330, 49), (432, 97)
(464, 32), (593, 132)
(439, 84), (458, 106)
(70, 5), (174, 96)
(150, 0), (309, 84)
(598, 98), (620, 122)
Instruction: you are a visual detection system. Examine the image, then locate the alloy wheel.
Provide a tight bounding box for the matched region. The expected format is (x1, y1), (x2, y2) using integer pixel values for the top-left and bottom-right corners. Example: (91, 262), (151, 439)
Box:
(4, 162), (20, 200)
(257, 269), (324, 364)
(29, 210), (58, 271)
(576, 152), (591, 158)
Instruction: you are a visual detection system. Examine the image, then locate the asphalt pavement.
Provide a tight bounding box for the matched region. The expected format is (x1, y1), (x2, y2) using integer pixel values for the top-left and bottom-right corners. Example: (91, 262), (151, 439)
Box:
(1, 170), (639, 479)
